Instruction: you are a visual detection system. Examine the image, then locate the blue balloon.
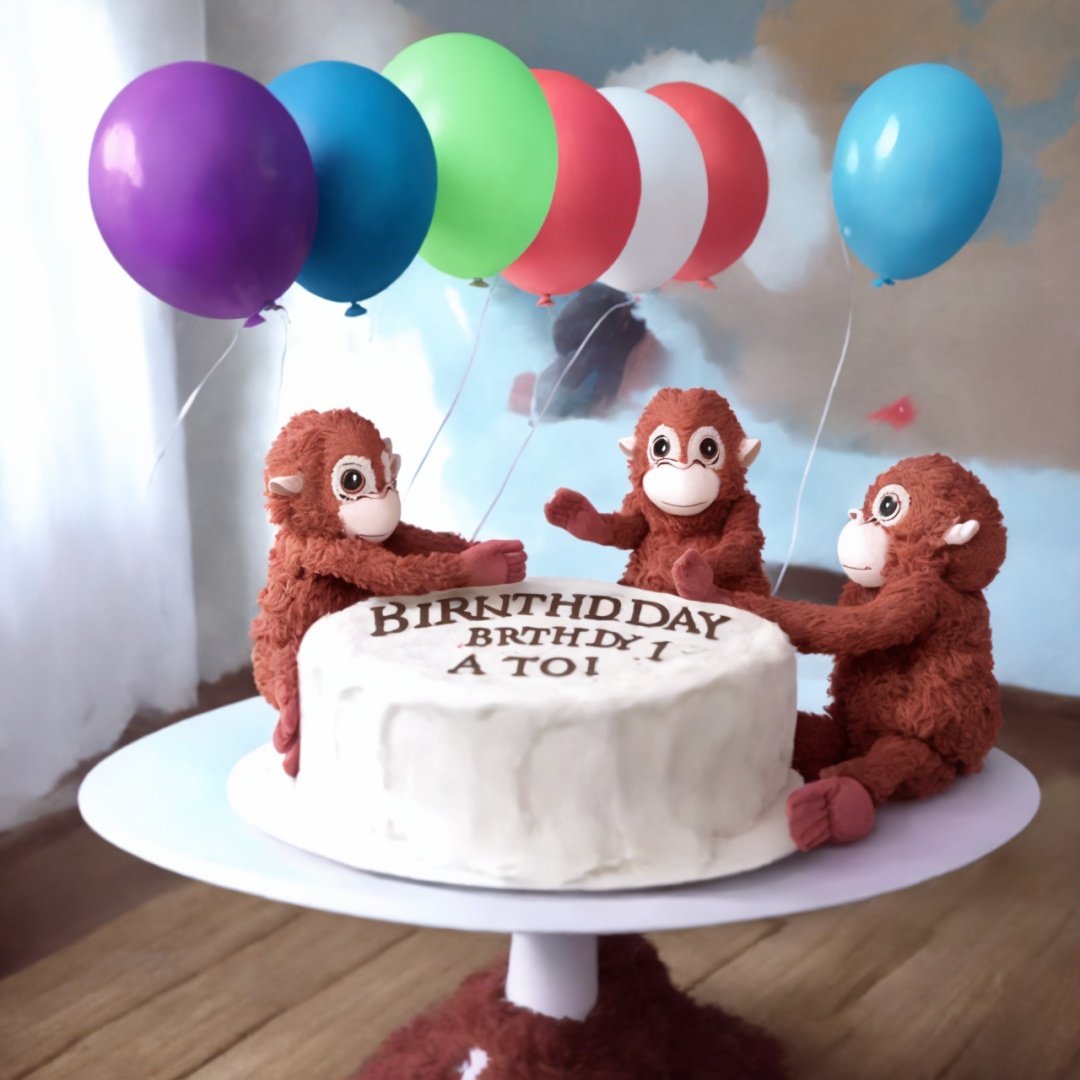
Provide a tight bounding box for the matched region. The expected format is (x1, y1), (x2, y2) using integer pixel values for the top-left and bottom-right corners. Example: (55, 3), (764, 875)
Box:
(269, 61), (436, 313)
(832, 64), (1002, 284)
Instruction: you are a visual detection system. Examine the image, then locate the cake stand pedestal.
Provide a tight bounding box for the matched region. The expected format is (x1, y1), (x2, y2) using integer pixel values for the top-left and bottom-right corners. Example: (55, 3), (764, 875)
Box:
(79, 697), (1039, 1078)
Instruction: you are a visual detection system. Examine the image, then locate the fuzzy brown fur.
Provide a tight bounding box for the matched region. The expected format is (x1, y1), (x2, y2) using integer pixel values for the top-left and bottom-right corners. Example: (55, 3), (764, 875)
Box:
(545, 388), (770, 596)
(251, 409), (522, 776)
(675, 454), (1006, 847)
(355, 935), (787, 1079)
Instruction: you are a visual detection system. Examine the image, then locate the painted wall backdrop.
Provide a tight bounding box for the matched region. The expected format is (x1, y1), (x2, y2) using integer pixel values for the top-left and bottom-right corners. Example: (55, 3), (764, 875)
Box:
(177, 0), (1079, 697)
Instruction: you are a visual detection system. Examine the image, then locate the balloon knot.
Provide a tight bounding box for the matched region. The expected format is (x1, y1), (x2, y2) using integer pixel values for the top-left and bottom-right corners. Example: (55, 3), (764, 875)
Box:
(469, 277), (490, 288)
(537, 294), (554, 307)
(244, 300), (285, 328)
(345, 302), (367, 318)
(872, 277), (895, 288)
(697, 278), (718, 290)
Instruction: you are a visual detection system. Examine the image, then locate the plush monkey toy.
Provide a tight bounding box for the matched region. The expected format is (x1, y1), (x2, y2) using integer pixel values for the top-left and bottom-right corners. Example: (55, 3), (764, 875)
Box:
(251, 408), (527, 776)
(544, 387), (770, 595)
(673, 453), (1006, 850)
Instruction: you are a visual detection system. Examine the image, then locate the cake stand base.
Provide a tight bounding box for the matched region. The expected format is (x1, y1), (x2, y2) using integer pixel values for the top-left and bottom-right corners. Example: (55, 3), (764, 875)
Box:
(354, 934), (787, 1079)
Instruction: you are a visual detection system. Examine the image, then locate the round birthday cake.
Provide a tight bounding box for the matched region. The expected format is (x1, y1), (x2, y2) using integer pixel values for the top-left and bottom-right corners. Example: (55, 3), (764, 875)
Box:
(230, 577), (800, 890)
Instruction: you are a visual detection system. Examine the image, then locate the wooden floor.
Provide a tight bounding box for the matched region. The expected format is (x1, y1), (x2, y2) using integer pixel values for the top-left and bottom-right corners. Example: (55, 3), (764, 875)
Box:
(2, 685), (1078, 1079)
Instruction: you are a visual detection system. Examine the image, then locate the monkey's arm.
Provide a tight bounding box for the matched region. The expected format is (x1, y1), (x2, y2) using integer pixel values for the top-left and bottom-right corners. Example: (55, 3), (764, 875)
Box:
(696, 496), (766, 584)
(282, 533), (471, 595)
(544, 488), (648, 549)
(735, 574), (944, 655)
(598, 508), (649, 549)
(386, 521), (471, 555)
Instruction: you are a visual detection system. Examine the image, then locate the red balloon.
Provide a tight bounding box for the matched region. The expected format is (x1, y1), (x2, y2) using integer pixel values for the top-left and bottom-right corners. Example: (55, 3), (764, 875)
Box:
(503, 70), (641, 304)
(648, 83), (768, 284)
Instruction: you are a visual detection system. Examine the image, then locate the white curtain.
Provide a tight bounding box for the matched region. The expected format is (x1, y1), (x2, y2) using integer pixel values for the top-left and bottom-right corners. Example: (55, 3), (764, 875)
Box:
(0, 0), (205, 829)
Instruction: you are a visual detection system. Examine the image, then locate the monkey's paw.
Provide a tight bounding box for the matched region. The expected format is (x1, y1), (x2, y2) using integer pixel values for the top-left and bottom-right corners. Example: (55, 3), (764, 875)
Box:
(272, 697), (301, 778)
(672, 550), (725, 603)
(786, 776), (875, 851)
(464, 538), (527, 586)
(543, 488), (611, 544)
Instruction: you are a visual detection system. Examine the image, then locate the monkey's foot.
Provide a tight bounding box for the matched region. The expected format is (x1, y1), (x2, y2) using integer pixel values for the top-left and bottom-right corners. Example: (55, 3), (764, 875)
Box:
(672, 549), (724, 603)
(786, 776), (875, 851)
(272, 698), (300, 778)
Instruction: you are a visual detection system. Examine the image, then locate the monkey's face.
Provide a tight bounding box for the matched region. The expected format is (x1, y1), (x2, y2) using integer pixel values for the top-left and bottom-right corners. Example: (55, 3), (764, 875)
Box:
(837, 456), (998, 589)
(265, 409), (403, 543)
(329, 449), (401, 542)
(639, 422), (725, 516)
(837, 481), (911, 586)
(623, 388), (760, 520)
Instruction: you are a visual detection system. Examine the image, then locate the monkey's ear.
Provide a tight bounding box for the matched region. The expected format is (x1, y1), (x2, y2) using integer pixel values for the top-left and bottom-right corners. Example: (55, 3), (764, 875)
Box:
(389, 453), (402, 481)
(739, 438), (761, 467)
(943, 519), (980, 546)
(618, 436), (635, 457)
(383, 437), (393, 454)
(269, 474), (304, 496)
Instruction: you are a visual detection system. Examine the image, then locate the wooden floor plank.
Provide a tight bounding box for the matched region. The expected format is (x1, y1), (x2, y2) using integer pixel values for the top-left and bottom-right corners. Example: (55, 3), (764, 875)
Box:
(20, 910), (412, 1080)
(185, 929), (506, 1080)
(648, 919), (788, 989)
(1, 885), (300, 1078)
(0, 818), (178, 977)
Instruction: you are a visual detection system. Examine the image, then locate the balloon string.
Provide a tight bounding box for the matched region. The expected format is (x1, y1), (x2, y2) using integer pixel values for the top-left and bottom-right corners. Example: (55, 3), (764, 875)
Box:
(405, 278), (498, 500)
(772, 234), (854, 595)
(275, 305), (291, 421)
(147, 326), (243, 489)
(470, 298), (634, 542)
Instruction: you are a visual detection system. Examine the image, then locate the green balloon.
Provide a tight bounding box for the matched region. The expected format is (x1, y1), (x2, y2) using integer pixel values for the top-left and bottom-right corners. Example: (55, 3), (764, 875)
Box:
(384, 33), (557, 280)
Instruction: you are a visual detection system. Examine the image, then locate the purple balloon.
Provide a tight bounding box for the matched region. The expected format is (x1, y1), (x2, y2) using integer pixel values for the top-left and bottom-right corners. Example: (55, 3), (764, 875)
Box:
(89, 61), (317, 321)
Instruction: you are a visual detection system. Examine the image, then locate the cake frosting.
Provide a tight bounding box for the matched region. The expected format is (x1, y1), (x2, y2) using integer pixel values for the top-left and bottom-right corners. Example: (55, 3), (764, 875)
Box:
(229, 577), (800, 890)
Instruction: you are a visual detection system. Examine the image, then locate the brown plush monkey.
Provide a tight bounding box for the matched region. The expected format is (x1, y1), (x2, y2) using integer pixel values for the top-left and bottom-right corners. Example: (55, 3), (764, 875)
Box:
(673, 454), (1007, 850)
(251, 408), (527, 776)
(545, 387), (770, 595)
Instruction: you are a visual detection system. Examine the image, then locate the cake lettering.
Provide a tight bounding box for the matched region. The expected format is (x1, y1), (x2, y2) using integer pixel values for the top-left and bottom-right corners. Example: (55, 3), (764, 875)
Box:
(372, 592), (730, 639)
(449, 648), (609, 673)
(648, 640), (671, 662)
(447, 653), (485, 676)
(463, 625), (643, 651)
(501, 655), (597, 678)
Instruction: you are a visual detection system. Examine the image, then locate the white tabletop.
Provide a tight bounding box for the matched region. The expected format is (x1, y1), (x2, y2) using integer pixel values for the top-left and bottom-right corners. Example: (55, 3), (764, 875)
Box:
(79, 691), (1039, 936)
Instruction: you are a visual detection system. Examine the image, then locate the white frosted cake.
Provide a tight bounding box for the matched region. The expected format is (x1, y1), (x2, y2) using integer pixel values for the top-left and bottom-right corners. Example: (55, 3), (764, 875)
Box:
(229, 577), (800, 890)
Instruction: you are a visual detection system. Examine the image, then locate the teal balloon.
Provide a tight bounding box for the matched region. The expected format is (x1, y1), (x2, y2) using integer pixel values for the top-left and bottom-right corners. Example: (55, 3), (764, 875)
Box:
(269, 61), (436, 312)
(832, 64), (1002, 283)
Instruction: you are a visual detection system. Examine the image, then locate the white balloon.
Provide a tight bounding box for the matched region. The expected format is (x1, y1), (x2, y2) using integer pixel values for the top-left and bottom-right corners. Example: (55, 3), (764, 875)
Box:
(597, 88), (708, 294)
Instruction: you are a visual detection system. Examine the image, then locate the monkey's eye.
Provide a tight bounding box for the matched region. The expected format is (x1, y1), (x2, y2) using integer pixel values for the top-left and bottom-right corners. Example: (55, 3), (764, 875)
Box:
(341, 469), (365, 493)
(872, 483), (910, 527)
(646, 424), (681, 464)
(331, 455), (376, 501)
(688, 425), (725, 468)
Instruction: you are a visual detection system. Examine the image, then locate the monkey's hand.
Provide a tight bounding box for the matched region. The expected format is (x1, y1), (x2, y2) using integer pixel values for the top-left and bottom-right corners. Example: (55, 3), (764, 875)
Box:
(463, 538), (527, 586)
(543, 488), (614, 545)
(672, 550), (728, 604)
(786, 777), (875, 851)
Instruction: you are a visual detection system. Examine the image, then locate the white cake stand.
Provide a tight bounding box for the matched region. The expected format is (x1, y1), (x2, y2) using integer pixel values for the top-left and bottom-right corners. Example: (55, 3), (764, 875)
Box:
(79, 693), (1039, 1075)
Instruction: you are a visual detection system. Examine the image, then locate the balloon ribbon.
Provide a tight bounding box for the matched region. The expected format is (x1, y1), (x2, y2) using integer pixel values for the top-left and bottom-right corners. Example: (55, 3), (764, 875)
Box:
(470, 298), (635, 541)
(772, 234), (855, 595)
